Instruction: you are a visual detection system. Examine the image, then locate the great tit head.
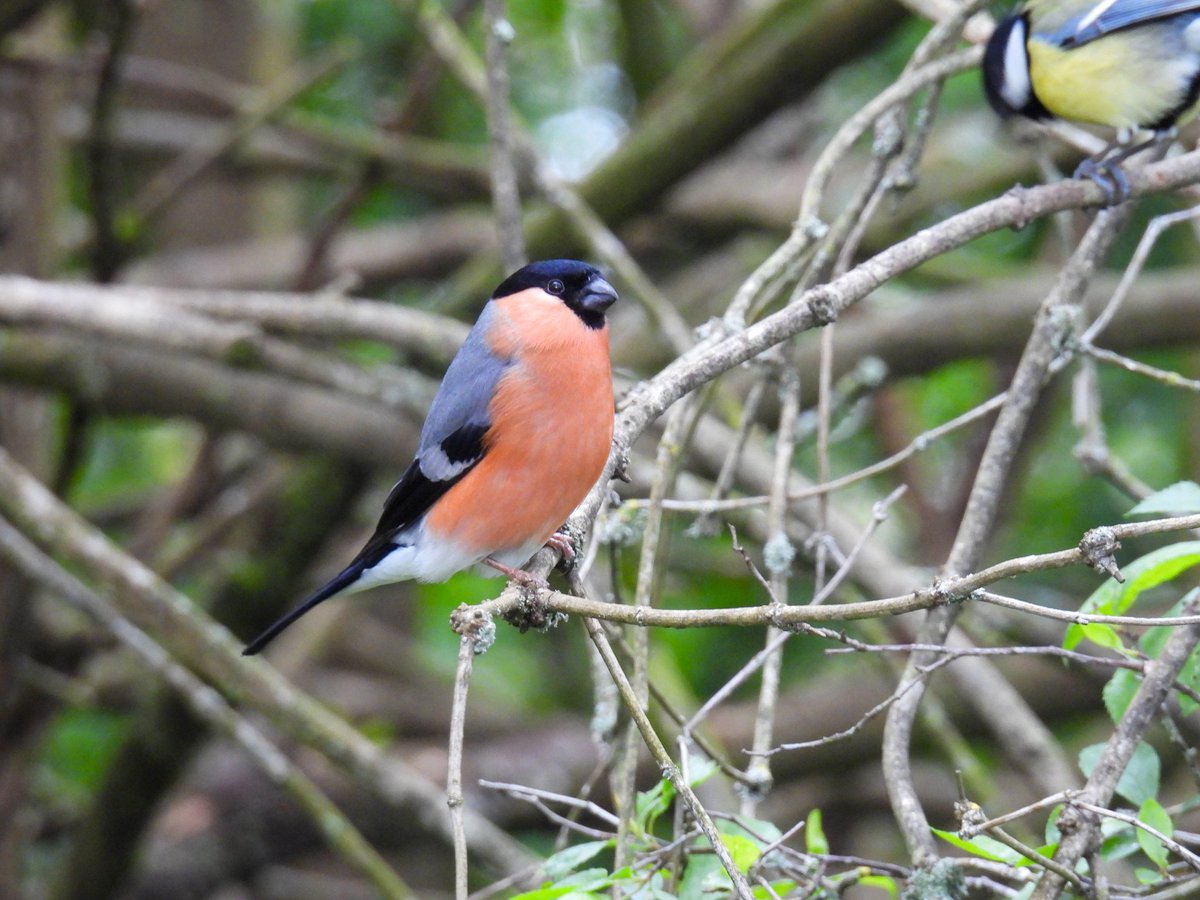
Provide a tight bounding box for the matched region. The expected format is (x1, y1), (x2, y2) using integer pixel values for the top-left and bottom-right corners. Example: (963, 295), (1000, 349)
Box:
(983, 12), (1051, 121)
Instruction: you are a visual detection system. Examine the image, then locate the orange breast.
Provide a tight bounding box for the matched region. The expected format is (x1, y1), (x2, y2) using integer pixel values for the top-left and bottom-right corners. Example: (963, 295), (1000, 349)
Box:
(425, 291), (614, 556)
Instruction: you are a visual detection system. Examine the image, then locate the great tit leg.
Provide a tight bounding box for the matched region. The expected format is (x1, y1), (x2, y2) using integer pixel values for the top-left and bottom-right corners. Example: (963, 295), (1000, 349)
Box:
(1074, 130), (1173, 206)
(1074, 156), (1128, 205)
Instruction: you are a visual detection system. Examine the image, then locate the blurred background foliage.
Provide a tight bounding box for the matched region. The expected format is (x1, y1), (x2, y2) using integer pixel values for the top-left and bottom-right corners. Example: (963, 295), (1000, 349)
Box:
(2, 0), (1200, 897)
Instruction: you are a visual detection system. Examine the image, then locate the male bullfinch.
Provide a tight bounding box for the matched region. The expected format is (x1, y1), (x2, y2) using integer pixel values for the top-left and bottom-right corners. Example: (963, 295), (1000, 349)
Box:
(983, 0), (1200, 196)
(243, 259), (618, 656)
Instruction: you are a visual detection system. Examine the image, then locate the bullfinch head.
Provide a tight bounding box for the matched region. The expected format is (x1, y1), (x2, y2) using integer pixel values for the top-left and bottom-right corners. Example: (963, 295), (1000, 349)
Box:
(491, 259), (619, 330)
(982, 0), (1200, 133)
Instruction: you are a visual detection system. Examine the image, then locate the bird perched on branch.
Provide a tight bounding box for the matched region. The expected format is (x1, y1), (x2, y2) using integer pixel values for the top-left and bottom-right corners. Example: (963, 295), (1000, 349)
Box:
(243, 259), (618, 656)
(983, 0), (1200, 198)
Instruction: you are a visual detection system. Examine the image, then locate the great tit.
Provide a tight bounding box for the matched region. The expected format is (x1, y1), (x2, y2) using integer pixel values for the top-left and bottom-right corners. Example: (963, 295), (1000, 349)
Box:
(983, 0), (1200, 196)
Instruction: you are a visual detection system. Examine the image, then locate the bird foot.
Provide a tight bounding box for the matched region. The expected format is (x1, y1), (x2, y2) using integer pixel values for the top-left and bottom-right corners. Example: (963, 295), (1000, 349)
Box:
(483, 556), (548, 589)
(1074, 130), (1172, 207)
(1074, 156), (1130, 206)
(544, 531), (576, 572)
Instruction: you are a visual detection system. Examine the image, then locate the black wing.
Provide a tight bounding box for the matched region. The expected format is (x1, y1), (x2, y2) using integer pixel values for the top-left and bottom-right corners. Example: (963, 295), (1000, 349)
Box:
(355, 422), (488, 566)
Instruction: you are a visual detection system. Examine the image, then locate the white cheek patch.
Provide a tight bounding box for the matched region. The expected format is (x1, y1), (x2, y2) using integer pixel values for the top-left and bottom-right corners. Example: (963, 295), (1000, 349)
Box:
(1001, 20), (1033, 110)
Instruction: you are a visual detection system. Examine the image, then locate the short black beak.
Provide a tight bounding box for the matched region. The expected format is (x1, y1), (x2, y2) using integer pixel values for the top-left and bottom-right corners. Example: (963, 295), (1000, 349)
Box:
(579, 277), (619, 313)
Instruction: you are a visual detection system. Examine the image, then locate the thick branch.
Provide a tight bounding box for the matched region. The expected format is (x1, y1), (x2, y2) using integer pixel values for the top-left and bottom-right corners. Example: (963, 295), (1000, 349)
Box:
(0, 331), (419, 466)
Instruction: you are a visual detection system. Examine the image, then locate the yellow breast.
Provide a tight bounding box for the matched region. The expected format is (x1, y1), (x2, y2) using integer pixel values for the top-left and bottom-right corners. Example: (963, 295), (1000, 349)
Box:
(1028, 26), (1200, 129)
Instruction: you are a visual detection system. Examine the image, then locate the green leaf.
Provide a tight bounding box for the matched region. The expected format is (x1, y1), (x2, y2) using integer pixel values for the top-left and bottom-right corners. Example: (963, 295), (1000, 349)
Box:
(1136, 867), (1166, 885)
(1045, 804), (1063, 845)
(1103, 669), (1141, 722)
(1063, 623), (1085, 651)
(1077, 542), (1200, 619)
(1128, 482), (1200, 516)
(806, 808), (829, 855)
(1137, 798), (1173, 869)
(858, 875), (899, 897)
(721, 833), (761, 874)
(677, 851), (727, 900)
(1079, 742), (1160, 806)
(1098, 824), (1140, 862)
(753, 881), (798, 899)
(635, 779), (674, 834)
(508, 888), (575, 900)
(1177, 647), (1200, 716)
(512, 864), (614, 899)
(932, 828), (1025, 864)
(542, 841), (611, 881)
(1075, 623), (1127, 653)
(679, 819), (778, 900)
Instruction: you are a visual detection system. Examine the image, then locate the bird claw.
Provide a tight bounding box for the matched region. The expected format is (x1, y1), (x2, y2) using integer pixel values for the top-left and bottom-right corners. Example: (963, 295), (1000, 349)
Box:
(545, 531), (577, 572)
(1073, 130), (1171, 207)
(1074, 156), (1130, 206)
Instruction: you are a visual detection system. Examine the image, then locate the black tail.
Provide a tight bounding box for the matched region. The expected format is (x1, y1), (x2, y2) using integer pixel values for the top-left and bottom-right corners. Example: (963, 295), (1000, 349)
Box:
(242, 564), (365, 656)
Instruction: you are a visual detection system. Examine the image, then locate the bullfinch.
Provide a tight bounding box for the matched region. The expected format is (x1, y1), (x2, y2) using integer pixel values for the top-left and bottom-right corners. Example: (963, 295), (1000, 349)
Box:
(983, 0), (1200, 196)
(243, 259), (618, 656)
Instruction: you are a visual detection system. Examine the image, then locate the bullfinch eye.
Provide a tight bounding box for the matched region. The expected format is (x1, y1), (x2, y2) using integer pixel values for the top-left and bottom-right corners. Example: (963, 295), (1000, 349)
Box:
(547, 279), (565, 295)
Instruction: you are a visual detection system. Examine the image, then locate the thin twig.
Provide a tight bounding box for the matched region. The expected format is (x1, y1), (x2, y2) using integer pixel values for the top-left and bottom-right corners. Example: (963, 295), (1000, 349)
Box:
(616, 396), (699, 870)
(811, 485), (907, 606)
(743, 364), (801, 813)
(654, 392), (1007, 513)
(479, 779), (621, 828)
(985, 826), (1088, 894)
(1073, 801), (1200, 872)
(960, 792), (1071, 837)
(1085, 344), (1200, 393)
(580, 611), (754, 899)
(764, 656), (955, 755)
(689, 378), (767, 535)
(448, 633), (478, 900)
(1082, 206), (1200, 345)
(977, 591), (1200, 629)
(86, 0), (138, 281)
